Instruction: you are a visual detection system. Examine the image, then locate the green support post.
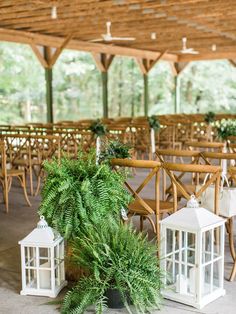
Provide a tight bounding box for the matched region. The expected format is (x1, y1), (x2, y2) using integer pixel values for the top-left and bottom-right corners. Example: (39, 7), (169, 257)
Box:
(143, 73), (149, 116)
(102, 71), (108, 118)
(45, 67), (53, 123)
(174, 75), (180, 114)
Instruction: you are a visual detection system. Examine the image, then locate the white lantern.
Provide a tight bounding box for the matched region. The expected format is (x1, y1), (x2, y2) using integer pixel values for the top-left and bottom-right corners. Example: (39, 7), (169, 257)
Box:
(19, 216), (67, 298)
(160, 196), (225, 309)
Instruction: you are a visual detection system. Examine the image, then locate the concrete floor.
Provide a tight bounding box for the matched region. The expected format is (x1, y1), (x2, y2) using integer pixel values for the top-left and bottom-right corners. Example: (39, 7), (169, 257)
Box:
(0, 173), (236, 314)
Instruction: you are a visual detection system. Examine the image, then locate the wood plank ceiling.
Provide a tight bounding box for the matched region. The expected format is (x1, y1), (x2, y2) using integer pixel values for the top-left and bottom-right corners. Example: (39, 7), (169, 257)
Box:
(0, 0), (236, 62)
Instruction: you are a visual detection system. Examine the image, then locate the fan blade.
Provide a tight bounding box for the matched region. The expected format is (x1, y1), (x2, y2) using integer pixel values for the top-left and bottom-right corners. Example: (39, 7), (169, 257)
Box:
(109, 37), (136, 41)
(90, 38), (104, 42)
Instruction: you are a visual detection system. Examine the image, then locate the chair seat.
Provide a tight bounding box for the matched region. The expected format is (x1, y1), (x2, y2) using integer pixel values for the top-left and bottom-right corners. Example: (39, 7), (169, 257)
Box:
(6, 169), (24, 176)
(128, 198), (174, 215)
(167, 184), (196, 198)
(13, 159), (30, 166)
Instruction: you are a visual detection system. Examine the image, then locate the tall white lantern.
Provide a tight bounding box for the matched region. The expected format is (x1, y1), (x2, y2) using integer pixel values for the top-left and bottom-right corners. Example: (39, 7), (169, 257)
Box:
(19, 216), (67, 298)
(160, 196), (225, 309)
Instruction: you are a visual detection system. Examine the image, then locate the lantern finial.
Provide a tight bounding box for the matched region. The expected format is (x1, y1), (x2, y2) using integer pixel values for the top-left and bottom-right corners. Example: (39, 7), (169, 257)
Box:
(37, 215), (49, 229)
(187, 195), (199, 208)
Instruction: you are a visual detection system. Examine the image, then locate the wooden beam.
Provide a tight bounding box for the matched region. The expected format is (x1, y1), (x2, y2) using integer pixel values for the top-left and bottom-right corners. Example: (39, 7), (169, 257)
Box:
(49, 34), (73, 67)
(0, 27), (178, 62)
(170, 62), (189, 76)
(30, 43), (49, 68)
(179, 51), (236, 62)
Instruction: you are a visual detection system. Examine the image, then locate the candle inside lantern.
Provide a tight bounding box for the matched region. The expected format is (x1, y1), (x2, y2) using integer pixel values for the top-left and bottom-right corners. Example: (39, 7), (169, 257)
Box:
(39, 261), (51, 289)
(150, 128), (156, 154)
(176, 274), (188, 294)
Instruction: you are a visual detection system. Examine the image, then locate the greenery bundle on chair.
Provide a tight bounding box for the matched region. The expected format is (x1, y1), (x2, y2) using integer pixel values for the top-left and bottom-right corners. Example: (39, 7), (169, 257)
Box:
(89, 119), (107, 137)
(61, 216), (163, 314)
(148, 115), (161, 131)
(99, 140), (132, 164)
(39, 150), (131, 240)
(204, 111), (215, 124)
(217, 119), (236, 140)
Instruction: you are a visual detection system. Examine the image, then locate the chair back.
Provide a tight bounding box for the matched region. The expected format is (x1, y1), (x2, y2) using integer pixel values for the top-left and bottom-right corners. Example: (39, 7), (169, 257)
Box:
(186, 141), (224, 152)
(163, 162), (222, 215)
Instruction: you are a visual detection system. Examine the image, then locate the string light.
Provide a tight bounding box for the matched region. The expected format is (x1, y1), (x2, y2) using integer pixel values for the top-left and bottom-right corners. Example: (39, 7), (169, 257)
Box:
(151, 32), (157, 40)
(212, 44), (217, 52)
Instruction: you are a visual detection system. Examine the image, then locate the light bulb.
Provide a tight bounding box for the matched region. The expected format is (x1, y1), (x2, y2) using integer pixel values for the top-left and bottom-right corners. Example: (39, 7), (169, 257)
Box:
(151, 32), (156, 40)
(212, 44), (217, 52)
(51, 6), (57, 19)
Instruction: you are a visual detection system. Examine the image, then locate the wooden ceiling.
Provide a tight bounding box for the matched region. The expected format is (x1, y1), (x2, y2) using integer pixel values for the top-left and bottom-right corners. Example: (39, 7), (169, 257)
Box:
(0, 0), (236, 62)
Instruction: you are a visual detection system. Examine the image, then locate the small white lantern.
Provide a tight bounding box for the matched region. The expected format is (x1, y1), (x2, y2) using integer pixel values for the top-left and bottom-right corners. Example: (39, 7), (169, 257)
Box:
(19, 216), (67, 298)
(160, 196), (225, 309)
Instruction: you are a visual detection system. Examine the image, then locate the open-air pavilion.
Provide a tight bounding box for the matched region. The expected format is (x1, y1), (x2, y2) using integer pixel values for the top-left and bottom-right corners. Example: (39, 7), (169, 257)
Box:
(1, 1), (236, 314)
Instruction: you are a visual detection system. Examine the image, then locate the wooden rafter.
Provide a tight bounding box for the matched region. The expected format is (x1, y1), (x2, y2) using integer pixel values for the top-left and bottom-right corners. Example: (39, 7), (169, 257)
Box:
(30, 34), (73, 68)
(92, 53), (114, 72)
(136, 50), (168, 74)
(170, 62), (189, 76)
(0, 1), (236, 62)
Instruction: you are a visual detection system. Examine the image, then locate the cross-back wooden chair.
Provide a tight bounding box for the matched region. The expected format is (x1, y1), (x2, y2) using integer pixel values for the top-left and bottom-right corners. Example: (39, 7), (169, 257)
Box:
(162, 162), (221, 216)
(0, 140), (31, 213)
(2, 134), (34, 196)
(111, 158), (177, 243)
(30, 135), (61, 195)
(185, 141), (225, 152)
(225, 166), (236, 281)
(156, 149), (205, 201)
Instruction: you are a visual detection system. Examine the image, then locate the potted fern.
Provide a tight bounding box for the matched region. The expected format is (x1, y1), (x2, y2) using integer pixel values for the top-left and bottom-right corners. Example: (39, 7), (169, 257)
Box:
(39, 150), (131, 280)
(61, 216), (164, 313)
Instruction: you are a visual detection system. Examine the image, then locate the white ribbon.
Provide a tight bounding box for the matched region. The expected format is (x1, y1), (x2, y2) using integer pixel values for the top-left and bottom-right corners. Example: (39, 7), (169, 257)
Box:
(221, 144), (228, 177)
(96, 136), (101, 165)
(150, 128), (156, 154)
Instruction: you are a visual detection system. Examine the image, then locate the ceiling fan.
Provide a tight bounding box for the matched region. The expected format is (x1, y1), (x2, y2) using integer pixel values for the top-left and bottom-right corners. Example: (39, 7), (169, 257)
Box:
(91, 21), (136, 42)
(175, 37), (199, 54)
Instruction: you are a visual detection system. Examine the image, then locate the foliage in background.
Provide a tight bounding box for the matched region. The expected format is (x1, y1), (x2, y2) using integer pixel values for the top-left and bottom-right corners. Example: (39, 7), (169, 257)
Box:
(61, 216), (163, 314)
(148, 115), (161, 131)
(217, 119), (236, 140)
(204, 111), (216, 124)
(1, 43), (236, 124)
(99, 140), (131, 164)
(38, 150), (131, 240)
(89, 119), (107, 136)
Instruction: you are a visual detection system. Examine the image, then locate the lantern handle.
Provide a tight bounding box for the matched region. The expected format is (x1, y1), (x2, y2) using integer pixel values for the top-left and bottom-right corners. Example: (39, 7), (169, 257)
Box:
(187, 195), (199, 208)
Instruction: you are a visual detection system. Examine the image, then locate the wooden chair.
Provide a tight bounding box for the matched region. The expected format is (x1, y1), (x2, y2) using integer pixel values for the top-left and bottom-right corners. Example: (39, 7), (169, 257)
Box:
(156, 149), (204, 201)
(30, 135), (61, 195)
(162, 162), (221, 215)
(226, 166), (236, 281)
(0, 141), (31, 213)
(2, 134), (34, 196)
(185, 140), (225, 152)
(111, 158), (177, 243)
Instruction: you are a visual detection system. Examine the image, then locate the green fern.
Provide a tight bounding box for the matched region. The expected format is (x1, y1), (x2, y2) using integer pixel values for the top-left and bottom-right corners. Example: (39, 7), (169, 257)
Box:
(62, 216), (164, 314)
(39, 150), (132, 240)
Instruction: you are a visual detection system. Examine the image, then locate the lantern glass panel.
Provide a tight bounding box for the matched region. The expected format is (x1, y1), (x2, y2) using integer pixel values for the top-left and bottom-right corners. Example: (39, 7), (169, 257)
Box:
(39, 248), (51, 267)
(201, 264), (212, 297)
(214, 226), (222, 259)
(26, 269), (37, 288)
(213, 260), (221, 290)
(25, 247), (36, 267)
(166, 228), (173, 255)
(202, 230), (212, 264)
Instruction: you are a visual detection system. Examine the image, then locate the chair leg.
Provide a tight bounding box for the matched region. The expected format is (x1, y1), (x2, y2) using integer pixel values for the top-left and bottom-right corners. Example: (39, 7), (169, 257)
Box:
(29, 166), (34, 196)
(230, 261), (236, 281)
(2, 177), (9, 213)
(18, 174), (31, 207)
(228, 218), (235, 260)
(140, 216), (144, 232)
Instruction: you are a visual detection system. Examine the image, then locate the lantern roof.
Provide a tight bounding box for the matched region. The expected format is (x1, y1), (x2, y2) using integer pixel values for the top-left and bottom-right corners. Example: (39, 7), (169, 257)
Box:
(19, 216), (61, 246)
(160, 196), (224, 231)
